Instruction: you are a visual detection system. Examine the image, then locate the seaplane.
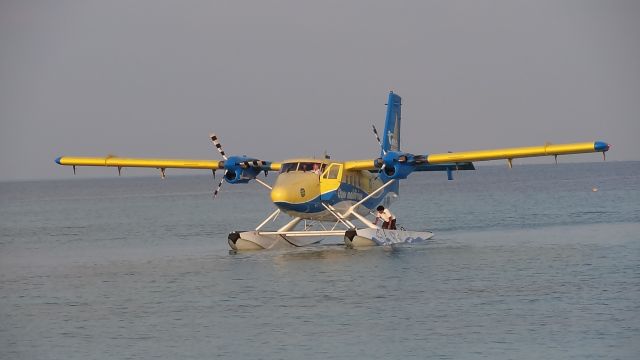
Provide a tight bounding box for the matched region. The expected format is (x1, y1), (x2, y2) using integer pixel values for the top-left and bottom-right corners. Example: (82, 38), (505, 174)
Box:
(55, 92), (611, 250)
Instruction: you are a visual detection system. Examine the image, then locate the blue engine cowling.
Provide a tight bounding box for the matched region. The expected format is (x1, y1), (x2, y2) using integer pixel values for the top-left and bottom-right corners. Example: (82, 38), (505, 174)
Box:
(222, 155), (266, 184)
(377, 151), (420, 180)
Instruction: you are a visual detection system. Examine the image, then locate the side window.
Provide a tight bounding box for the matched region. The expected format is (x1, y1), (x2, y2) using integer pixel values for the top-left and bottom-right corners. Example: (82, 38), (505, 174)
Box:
(323, 164), (340, 179)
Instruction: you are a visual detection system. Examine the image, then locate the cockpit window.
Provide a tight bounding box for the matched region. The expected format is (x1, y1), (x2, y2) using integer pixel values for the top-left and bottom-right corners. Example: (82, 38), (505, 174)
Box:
(281, 163), (296, 173)
(298, 163), (310, 172)
(299, 162), (321, 173)
(280, 162), (325, 173)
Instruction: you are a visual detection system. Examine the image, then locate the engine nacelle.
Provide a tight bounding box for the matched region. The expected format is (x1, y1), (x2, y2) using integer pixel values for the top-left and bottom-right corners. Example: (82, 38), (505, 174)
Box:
(376, 151), (418, 180)
(222, 156), (264, 184)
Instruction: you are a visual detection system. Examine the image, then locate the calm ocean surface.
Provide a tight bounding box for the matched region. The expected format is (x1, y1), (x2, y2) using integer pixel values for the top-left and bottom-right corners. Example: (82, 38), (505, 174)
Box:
(1, 161), (639, 359)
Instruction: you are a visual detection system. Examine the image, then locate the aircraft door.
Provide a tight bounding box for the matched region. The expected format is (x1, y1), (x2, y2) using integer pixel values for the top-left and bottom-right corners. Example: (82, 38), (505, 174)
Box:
(320, 163), (343, 201)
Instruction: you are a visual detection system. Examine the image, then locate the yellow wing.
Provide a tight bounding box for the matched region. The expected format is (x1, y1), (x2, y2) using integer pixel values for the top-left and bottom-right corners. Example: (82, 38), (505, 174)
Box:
(344, 141), (609, 171)
(55, 156), (282, 171)
(425, 141), (607, 164)
(57, 141), (607, 173)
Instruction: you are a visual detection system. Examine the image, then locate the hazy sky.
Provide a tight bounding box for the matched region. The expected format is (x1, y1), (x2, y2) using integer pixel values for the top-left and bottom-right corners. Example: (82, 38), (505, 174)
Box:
(1, 0), (638, 181)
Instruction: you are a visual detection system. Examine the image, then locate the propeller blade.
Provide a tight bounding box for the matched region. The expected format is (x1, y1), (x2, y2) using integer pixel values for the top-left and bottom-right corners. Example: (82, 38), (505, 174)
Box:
(374, 164), (386, 181)
(209, 133), (228, 160)
(212, 171), (227, 199)
(372, 125), (386, 155)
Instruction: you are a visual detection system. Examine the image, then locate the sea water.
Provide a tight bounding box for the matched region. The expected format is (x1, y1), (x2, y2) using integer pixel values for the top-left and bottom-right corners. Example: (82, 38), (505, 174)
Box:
(1, 161), (639, 359)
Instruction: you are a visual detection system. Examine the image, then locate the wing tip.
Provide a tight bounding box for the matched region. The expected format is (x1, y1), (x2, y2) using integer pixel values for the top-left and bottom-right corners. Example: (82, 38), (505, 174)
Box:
(55, 156), (62, 165)
(594, 141), (610, 152)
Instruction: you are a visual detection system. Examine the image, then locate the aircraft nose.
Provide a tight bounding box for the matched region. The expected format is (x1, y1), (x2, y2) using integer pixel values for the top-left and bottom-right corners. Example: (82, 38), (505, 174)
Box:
(270, 173), (320, 205)
(270, 186), (291, 203)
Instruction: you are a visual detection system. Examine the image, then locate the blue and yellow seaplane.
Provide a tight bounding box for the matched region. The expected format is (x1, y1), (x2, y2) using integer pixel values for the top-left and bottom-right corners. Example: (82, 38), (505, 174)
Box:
(55, 92), (610, 250)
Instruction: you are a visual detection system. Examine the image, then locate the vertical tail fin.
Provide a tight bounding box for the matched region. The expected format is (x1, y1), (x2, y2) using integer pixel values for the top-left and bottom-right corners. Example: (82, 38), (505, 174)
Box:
(382, 91), (401, 156)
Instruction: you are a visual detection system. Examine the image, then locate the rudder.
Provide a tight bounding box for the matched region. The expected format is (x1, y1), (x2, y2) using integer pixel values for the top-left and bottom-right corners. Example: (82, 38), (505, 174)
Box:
(382, 91), (401, 156)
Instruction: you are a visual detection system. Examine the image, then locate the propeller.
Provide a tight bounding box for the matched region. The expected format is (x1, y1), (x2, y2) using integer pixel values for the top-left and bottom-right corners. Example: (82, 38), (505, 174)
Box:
(208, 132), (269, 199)
(372, 125), (386, 155)
(373, 160), (386, 181)
(210, 133), (229, 199)
(371, 125), (388, 180)
(371, 123), (430, 180)
(210, 133), (228, 160)
(213, 176), (225, 199)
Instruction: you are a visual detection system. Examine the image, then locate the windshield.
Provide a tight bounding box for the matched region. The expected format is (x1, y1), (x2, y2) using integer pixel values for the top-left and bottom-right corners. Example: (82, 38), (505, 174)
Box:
(280, 162), (325, 173)
(280, 163), (298, 173)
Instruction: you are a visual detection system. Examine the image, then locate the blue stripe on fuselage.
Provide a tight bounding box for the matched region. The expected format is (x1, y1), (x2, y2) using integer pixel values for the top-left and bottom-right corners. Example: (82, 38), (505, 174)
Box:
(273, 182), (393, 214)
